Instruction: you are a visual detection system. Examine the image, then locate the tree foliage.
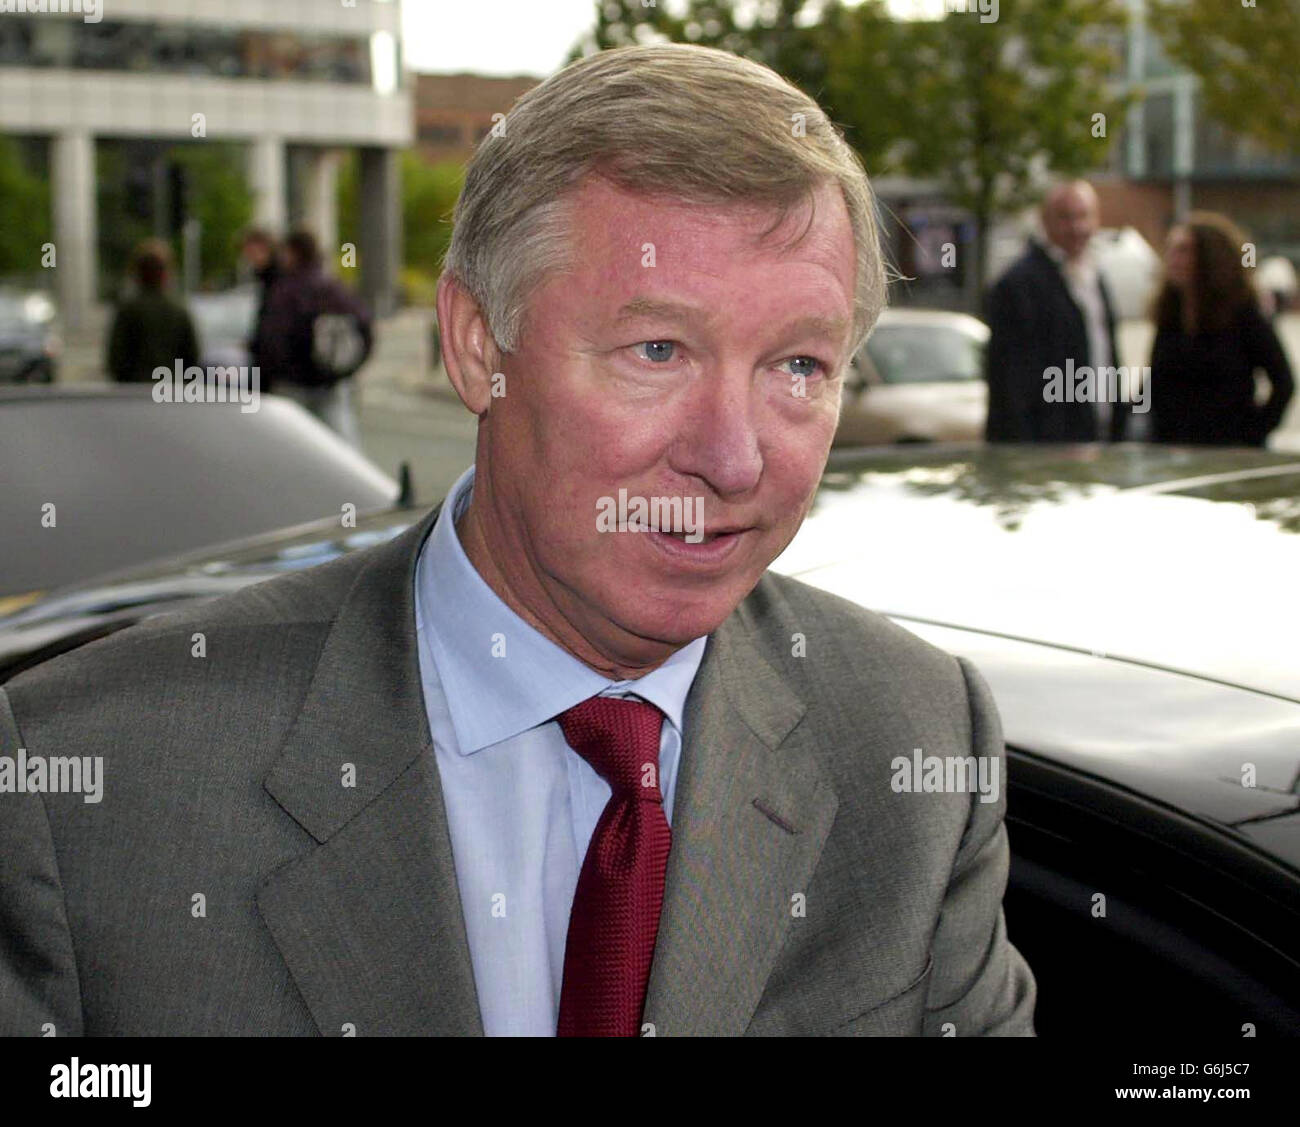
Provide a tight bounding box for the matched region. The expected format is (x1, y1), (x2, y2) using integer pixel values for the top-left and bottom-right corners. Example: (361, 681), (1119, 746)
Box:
(338, 150), (464, 301)
(0, 136), (50, 280)
(1151, 0), (1300, 155)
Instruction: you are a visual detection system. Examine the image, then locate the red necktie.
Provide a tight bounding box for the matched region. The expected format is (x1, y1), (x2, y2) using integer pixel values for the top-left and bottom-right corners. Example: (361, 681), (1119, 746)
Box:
(555, 696), (670, 1037)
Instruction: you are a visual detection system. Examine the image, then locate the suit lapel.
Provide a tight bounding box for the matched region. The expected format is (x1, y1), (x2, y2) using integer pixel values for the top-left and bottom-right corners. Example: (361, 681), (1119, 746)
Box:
(256, 503), (485, 1036)
(642, 612), (838, 1036)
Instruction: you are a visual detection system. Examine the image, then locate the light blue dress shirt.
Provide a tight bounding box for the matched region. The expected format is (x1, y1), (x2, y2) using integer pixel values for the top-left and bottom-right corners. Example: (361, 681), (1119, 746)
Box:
(413, 465), (708, 1036)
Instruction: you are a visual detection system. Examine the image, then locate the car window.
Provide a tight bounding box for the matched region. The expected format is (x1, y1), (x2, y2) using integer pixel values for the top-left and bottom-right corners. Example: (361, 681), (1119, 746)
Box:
(864, 325), (984, 384)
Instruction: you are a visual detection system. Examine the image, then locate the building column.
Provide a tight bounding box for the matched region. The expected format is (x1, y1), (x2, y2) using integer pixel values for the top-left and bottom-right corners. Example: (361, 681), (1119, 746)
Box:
(359, 145), (401, 317)
(304, 148), (340, 262)
(248, 135), (287, 234)
(51, 129), (98, 332)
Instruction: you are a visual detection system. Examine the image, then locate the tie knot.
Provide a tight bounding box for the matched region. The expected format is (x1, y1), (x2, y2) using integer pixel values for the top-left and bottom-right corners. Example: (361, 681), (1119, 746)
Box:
(556, 696), (665, 797)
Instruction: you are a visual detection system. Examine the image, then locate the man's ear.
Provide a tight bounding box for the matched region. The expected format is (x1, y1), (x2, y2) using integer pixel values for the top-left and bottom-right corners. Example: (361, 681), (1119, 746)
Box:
(437, 273), (505, 416)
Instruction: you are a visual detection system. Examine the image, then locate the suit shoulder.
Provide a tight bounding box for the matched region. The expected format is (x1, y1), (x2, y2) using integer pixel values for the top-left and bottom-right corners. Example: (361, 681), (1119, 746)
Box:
(3, 536), (373, 707)
(990, 247), (1046, 295)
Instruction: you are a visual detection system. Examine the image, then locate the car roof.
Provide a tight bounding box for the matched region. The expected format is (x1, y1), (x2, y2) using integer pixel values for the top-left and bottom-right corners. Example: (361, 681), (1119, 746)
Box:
(0, 387), (399, 596)
(774, 443), (1300, 702)
(873, 307), (989, 335)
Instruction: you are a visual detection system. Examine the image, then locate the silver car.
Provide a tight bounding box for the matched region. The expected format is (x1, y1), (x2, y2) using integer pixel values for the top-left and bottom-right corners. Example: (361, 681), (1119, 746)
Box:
(835, 307), (988, 446)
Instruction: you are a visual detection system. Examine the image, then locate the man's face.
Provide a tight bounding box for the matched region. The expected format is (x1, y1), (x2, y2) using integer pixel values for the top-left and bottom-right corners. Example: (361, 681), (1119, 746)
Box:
(242, 239), (272, 270)
(1043, 185), (1099, 260)
(472, 175), (858, 669)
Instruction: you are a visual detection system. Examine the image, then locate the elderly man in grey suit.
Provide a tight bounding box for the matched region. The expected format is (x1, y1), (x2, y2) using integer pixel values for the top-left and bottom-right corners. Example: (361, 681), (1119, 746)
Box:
(0, 44), (1035, 1037)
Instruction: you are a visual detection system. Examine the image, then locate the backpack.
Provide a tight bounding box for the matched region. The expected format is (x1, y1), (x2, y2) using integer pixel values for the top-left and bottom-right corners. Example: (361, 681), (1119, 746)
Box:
(302, 276), (373, 386)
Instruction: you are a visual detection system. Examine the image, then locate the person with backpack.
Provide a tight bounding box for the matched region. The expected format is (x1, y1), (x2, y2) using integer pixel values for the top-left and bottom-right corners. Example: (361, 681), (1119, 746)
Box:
(259, 227), (373, 445)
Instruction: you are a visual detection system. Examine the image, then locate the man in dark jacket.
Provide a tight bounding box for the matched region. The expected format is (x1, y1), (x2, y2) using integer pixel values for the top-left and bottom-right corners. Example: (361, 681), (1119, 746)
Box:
(984, 181), (1131, 443)
(257, 228), (373, 446)
(106, 239), (199, 383)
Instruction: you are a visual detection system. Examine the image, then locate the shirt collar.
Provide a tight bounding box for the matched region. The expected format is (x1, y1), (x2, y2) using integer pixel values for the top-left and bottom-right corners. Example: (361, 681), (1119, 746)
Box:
(415, 465), (708, 755)
(1040, 238), (1096, 275)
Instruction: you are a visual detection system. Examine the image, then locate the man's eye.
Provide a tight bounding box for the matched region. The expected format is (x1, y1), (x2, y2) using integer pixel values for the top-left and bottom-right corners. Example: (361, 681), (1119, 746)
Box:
(633, 341), (676, 363)
(780, 356), (824, 378)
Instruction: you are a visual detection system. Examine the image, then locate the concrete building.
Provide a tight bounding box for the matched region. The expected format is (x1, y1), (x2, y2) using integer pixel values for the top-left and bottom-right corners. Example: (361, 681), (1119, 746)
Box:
(0, 0), (413, 328)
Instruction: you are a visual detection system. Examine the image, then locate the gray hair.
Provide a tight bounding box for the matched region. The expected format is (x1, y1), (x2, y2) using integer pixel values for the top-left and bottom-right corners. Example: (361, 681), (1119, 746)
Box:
(443, 43), (887, 358)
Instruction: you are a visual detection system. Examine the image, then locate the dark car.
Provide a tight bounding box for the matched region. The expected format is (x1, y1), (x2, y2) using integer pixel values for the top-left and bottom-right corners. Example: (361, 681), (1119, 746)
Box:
(0, 386), (401, 607)
(2, 442), (1298, 1035)
(0, 290), (59, 384)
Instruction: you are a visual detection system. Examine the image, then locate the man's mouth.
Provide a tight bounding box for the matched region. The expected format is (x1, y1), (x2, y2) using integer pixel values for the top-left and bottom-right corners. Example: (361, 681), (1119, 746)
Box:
(646, 526), (753, 567)
(661, 527), (747, 544)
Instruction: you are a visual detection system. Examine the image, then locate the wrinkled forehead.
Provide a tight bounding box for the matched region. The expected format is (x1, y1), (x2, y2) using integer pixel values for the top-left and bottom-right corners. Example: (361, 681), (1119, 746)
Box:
(563, 174), (856, 286)
(534, 177), (856, 345)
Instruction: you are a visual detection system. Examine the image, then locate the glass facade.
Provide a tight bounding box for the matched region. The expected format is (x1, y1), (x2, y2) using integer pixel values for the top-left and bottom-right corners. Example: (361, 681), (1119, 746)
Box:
(0, 15), (374, 85)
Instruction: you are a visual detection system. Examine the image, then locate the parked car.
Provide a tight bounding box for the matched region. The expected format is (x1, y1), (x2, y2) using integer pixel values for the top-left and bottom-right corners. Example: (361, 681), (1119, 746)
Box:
(0, 290), (59, 384)
(835, 307), (987, 446)
(1, 442), (1298, 1035)
(0, 386), (401, 607)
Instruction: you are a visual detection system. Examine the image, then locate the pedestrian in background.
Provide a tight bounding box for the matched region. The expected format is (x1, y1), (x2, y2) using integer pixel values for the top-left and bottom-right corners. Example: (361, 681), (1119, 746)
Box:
(240, 226), (280, 393)
(1149, 212), (1294, 447)
(258, 228), (373, 446)
(984, 180), (1129, 444)
(105, 239), (199, 384)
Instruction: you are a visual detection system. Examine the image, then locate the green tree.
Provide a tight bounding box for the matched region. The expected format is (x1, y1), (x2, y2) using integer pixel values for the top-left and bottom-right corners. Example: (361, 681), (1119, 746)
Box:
(0, 136), (50, 280)
(337, 149), (360, 283)
(172, 142), (253, 289)
(403, 152), (463, 279)
(576, 0), (837, 89)
(848, 0), (1132, 296)
(335, 149), (462, 302)
(1151, 0), (1300, 155)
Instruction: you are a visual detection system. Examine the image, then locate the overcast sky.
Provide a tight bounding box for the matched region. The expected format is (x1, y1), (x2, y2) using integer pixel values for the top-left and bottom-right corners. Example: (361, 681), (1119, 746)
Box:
(401, 0), (934, 78)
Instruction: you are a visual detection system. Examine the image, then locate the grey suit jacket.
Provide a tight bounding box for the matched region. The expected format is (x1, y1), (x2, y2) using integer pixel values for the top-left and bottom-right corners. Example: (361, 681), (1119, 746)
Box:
(0, 502), (1036, 1036)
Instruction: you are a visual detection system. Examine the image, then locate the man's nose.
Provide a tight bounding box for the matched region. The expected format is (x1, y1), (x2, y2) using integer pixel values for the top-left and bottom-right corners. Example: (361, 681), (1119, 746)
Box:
(670, 364), (764, 498)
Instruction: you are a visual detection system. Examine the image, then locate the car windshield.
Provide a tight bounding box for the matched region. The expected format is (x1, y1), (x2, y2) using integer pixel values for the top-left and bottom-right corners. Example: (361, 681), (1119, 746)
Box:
(865, 325), (983, 384)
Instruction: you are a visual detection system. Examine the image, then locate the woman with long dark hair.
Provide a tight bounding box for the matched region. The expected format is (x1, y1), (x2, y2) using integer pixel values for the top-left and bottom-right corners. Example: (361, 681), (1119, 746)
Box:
(1149, 212), (1294, 446)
